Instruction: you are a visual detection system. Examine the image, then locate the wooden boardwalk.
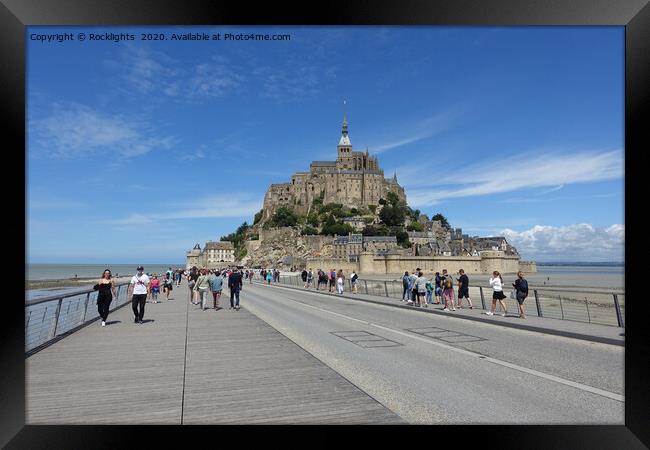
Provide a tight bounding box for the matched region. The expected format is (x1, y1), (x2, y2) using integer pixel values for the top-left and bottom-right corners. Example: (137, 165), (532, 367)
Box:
(26, 281), (402, 424)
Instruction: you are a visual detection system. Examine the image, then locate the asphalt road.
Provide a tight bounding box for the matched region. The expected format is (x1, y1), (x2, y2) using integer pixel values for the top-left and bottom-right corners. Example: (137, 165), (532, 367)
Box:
(238, 282), (624, 424)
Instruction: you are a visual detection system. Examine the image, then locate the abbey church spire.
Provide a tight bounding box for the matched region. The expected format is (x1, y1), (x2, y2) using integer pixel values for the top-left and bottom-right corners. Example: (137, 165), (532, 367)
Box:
(339, 99), (351, 146)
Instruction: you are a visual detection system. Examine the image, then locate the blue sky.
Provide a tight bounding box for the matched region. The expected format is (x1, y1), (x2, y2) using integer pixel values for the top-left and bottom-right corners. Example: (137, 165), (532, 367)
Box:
(26, 26), (624, 263)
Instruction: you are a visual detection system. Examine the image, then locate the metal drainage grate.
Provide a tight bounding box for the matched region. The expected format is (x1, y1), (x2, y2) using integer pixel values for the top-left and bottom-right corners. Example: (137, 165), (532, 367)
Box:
(330, 330), (403, 348)
(405, 327), (487, 344)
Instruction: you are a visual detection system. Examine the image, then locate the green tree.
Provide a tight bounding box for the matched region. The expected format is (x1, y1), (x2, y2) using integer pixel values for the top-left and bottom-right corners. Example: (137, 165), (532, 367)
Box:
(431, 213), (451, 229)
(253, 209), (264, 225)
(368, 205), (377, 214)
(379, 204), (406, 227)
(386, 191), (400, 206)
(301, 226), (319, 235)
(270, 207), (298, 227)
(406, 222), (423, 232)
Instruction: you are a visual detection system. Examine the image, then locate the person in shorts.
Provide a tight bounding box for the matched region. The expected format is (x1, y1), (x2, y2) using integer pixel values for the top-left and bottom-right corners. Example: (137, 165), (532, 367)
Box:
(441, 269), (455, 311)
(416, 271), (428, 307)
(456, 269), (473, 309)
(434, 272), (443, 304)
(512, 271), (529, 319)
(487, 270), (508, 317)
(163, 272), (174, 300)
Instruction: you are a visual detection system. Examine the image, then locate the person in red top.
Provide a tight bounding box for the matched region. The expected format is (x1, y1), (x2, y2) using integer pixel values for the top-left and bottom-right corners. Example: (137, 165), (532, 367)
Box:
(149, 275), (161, 303)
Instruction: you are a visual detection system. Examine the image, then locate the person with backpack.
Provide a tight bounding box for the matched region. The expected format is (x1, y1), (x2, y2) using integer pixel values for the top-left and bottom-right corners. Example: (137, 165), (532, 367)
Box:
(329, 269), (336, 293)
(306, 269), (313, 289)
(434, 272), (443, 304)
(194, 268), (211, 310)
(228, 268), (244, 311)
(456, 269), (473, 309)
(350, 270), (359, 294)
(401, 271), (411, 301)
(425, 276), (433, 305)
(301, 269), (308, 287)
(512, 271), (529, 319)
(487, 270), (508, 317)
(441, 269), (456, 311)
(163, 272), (174, 301)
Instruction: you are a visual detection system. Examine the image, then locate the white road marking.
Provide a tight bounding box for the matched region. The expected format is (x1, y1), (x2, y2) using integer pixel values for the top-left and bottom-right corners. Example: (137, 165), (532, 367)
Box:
(245, 284), (624, 403)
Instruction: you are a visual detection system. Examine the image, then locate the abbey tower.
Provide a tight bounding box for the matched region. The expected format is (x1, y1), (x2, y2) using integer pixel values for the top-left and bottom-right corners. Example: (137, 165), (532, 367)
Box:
(261, 112), (406, 221)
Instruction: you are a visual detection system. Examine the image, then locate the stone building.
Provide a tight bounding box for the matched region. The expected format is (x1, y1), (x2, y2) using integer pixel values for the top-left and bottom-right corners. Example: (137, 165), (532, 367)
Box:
(342, 216), (367, 231)
(185, 241), (235, 268)
(261, 112), (406, 221)
(203, 241), (235, 264)
(333, 233), (398, 260)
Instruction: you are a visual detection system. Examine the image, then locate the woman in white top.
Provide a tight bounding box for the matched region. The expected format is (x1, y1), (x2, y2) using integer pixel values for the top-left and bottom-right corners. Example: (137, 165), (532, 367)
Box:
(336, 269), (345, 295)
(415, 271), (429, 308)
(486, 270), (508, 317)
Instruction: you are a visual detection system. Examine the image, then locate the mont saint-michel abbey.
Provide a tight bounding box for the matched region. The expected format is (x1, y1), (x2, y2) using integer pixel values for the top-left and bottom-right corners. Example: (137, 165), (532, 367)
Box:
(262, 113), (406, 220)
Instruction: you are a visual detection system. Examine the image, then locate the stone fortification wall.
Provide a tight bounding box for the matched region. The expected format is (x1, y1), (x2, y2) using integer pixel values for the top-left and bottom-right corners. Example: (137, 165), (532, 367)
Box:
(518, 261), (538, 273)
(301, 258), (358, 273)
(358, 251), (527, 275)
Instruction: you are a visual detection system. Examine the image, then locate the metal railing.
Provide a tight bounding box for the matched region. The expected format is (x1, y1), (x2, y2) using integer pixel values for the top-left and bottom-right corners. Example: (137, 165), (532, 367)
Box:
(273, 275), (625, 328)
(25, 282), (131, 356)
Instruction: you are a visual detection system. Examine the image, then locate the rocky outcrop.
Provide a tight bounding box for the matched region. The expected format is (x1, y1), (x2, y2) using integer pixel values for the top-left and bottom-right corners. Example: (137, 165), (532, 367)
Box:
(241, 227), (335, 268)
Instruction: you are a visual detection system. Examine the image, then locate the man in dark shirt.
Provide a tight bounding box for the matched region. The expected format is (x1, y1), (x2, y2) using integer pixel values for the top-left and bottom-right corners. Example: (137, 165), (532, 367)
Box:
(228, 269), (244, 311)
(456, 269), (473, 309)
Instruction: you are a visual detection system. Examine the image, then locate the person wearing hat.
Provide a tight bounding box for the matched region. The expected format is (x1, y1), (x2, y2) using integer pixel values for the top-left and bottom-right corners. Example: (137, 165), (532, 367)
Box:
(128, 266), (150, 324)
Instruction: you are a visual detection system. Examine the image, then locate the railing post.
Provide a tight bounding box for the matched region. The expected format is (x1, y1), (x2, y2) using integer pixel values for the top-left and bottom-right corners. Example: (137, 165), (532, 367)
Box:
(559, 295), (564, 319)
(384, 281), (389, 298)
(585, 297), (591, 323)
(50, 298), (63, 340)
(479, 287), (486, 310)
(83, 292), (90, 322)
(364, 280), (368, 295)
(534, 290), (543, 317)
(613, 294), (624, 327)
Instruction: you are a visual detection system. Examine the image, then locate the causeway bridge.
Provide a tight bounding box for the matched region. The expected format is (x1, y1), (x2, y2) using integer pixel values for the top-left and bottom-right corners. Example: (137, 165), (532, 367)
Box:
(24, 276), (624, 425)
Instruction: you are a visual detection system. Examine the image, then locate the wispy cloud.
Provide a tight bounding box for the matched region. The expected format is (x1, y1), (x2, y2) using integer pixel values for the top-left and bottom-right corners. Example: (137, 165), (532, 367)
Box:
(112, 193), (263, 226)
(502, 223), (624, 262)
(30, 102), (175, 158)
(372, 111), (460, 154)
(404, 149), (623, 207)
(113, 45), (244, 102)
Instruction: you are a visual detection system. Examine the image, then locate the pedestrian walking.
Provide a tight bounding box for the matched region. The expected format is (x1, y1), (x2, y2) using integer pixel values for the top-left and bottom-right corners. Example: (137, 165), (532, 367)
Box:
(441, 269), (456, 311)
(301, 269), (308, 287)
(306, 268), (313, 289)
(128, 266), (150, 324)
(329, 269), (336, 293)
(402, 271), (411, 301)
(94, 269), (117, 327)
(434, 272), (442, 304)
(410, 269), (419, 304)
(456, 269), (473, 309)
(350, 270), (359, 294)
(266, 270), (272, 284)
(188, 267), (199, 304)
(416, 271), (428, 307)
(512, 271), (529, 319)
(486, 270), (508, 317)
(149, 274), (161, 303)
(194, 268), (211, 310)
(336, 269), (345, 294)
(229, 268), (243, 310)
(209, 270), (223, 309)
(163, 272), (174, 300)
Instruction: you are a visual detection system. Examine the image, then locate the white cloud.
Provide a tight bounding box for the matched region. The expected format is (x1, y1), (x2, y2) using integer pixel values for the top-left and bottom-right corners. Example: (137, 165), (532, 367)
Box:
(501, 223), (625, 262)
(405, 149), (623, 207)
(112, 193), (263, 226)
(30, 102), (175, 158)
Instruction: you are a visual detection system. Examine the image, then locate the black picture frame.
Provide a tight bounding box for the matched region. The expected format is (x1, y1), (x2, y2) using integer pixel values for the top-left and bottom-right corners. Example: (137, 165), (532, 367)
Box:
(4, 0), (647, 447)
